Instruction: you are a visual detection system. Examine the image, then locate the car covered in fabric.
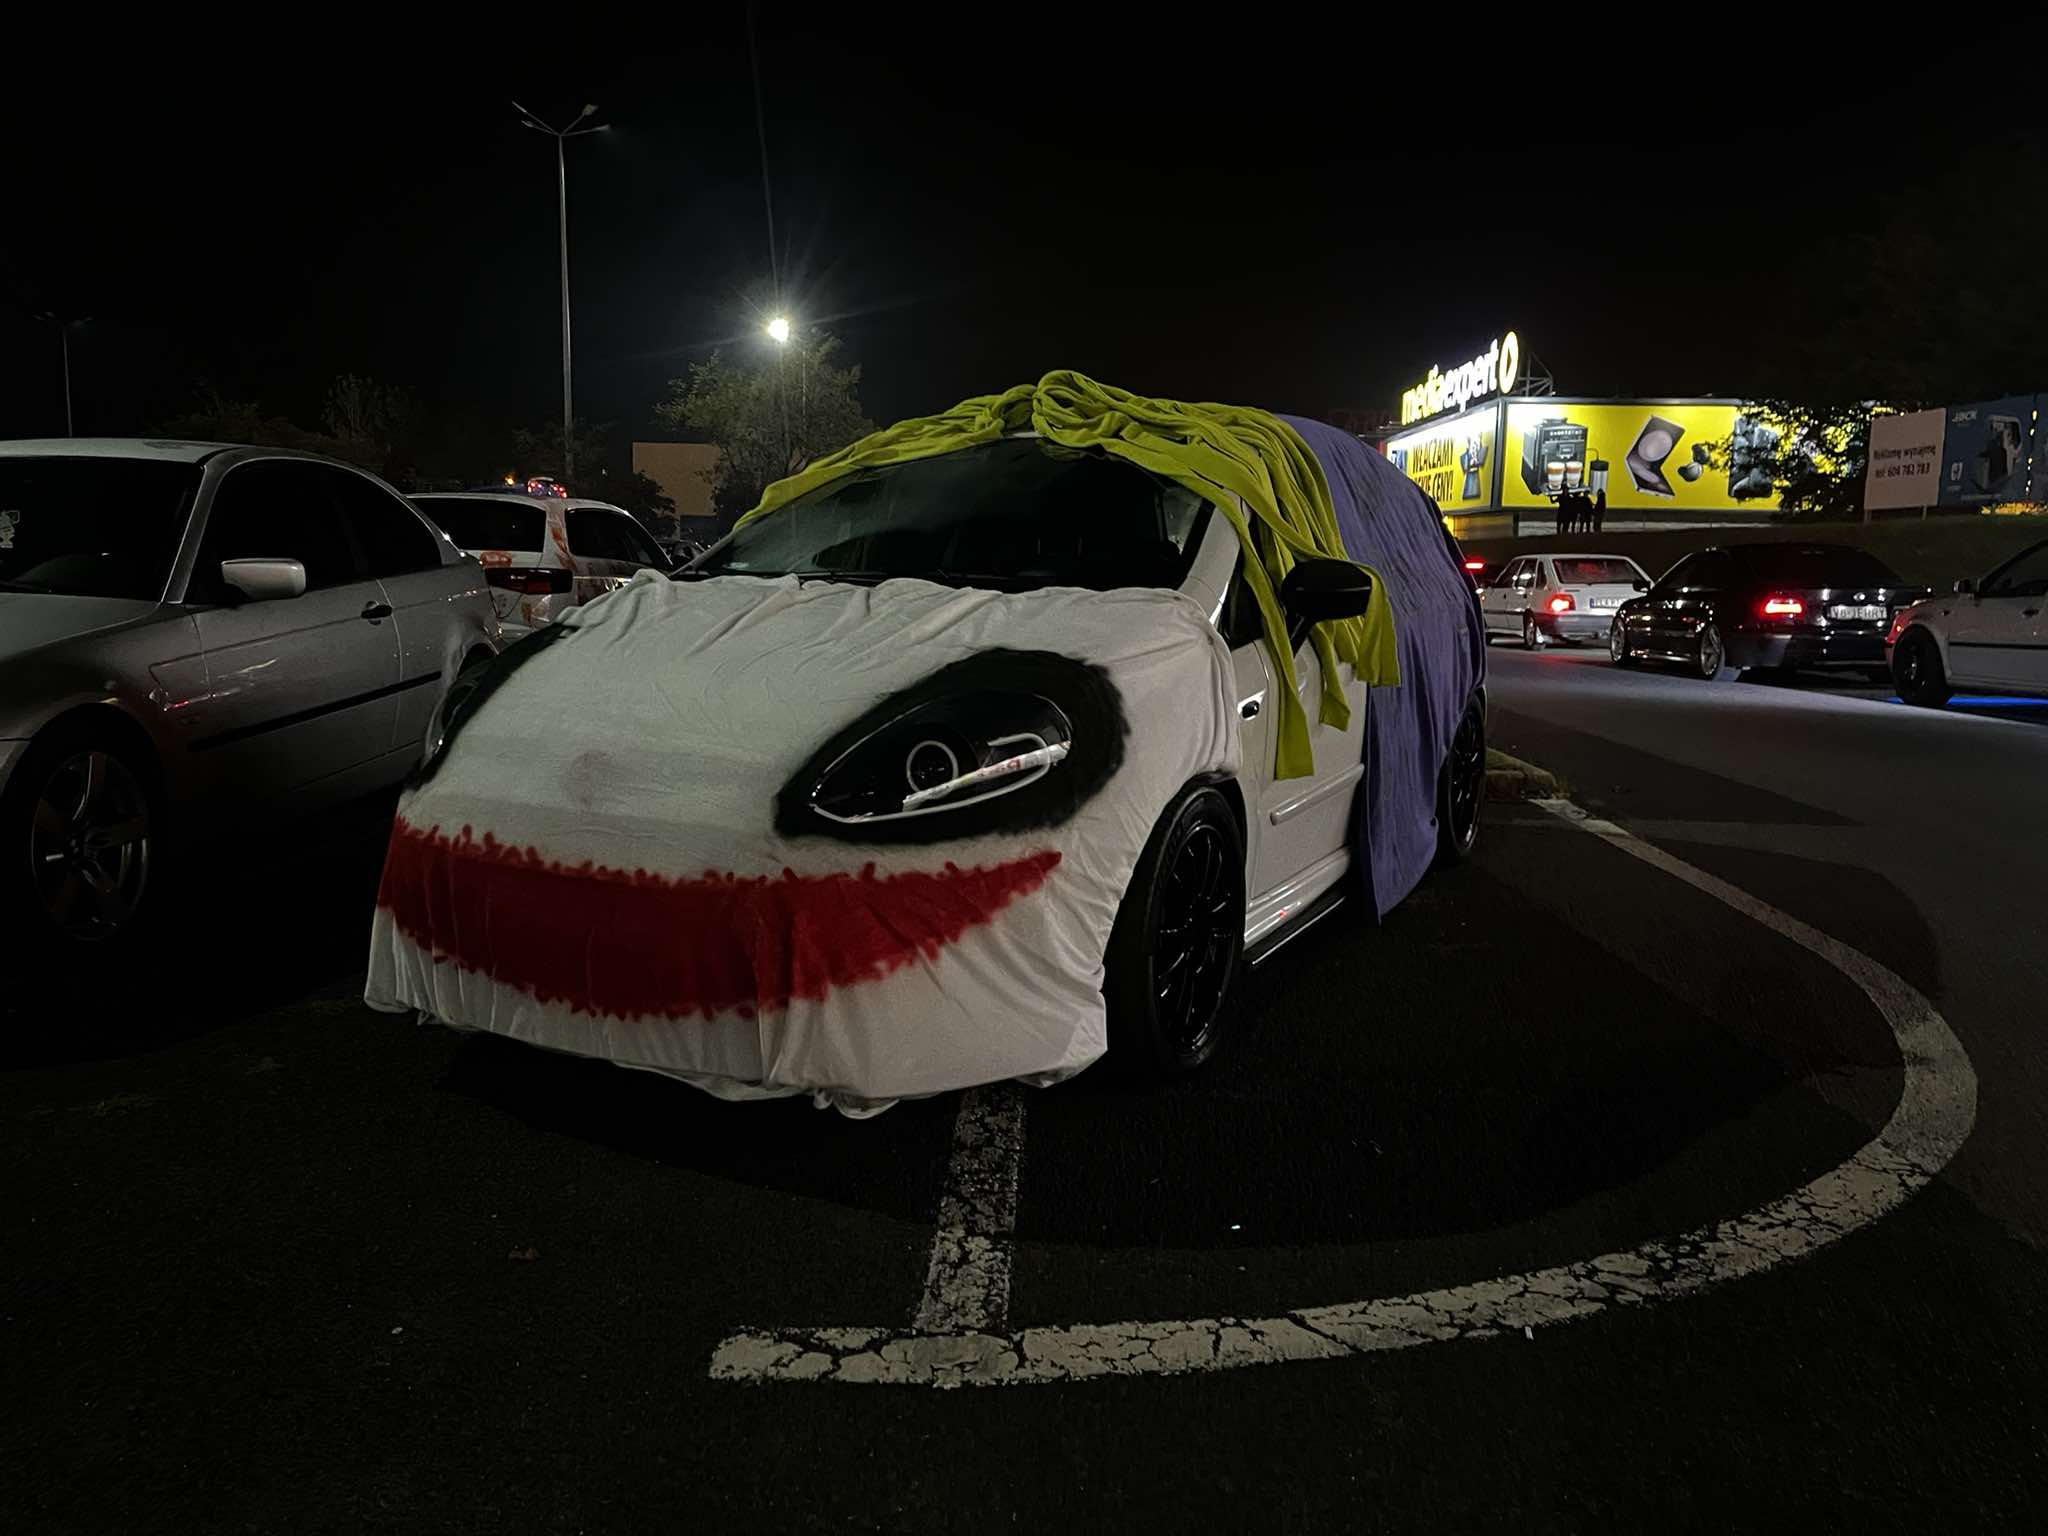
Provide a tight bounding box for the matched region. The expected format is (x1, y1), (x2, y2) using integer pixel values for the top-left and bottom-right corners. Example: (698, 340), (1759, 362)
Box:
(365, 373), (1486, 1113)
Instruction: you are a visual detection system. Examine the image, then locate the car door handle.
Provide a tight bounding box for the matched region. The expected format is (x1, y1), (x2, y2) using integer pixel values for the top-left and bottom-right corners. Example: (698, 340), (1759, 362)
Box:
(361, 601), (394, 623)
(1239, 696), (1262, 720)
(2025, 608), (2041, 618)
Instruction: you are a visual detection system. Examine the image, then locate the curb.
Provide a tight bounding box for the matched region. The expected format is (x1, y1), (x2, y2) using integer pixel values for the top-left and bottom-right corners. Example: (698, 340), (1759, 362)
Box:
(1484, 748), (1563, 802)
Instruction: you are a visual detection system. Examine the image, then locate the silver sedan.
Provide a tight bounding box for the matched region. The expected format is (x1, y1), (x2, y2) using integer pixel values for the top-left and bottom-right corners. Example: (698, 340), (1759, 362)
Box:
(0, 440), (499, 948)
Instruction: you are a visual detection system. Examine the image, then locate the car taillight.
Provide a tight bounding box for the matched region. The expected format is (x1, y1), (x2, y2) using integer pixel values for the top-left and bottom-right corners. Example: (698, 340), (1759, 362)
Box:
(1464, 559), (1485, 571)
(485, 567), (573, 596)
(1760, 595), (1804, 617)
(1548, 593), (1574, 613)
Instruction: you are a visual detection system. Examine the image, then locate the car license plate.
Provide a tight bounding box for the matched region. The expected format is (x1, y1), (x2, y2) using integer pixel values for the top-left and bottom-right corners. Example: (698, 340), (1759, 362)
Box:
(1828, 604), (1886, 621)
(1588, 598), (1618, 611)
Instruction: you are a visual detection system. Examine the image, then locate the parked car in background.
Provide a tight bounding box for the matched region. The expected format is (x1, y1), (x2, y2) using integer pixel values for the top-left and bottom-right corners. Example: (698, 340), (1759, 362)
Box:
(1460, 555), (1496, 597)
(1480, 552), (1651, 649)
(1888, 536), (2048, 706)
(413, 493), (674, 639)
(0, 440), (499, 950)
(1609, 542), (1926, 681)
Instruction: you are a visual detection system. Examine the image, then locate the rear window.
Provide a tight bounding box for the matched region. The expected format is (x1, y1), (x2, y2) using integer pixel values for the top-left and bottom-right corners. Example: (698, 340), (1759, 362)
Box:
(1552, 558), (1641, 586)
(1733, 545), (1902, 586)
(414, 497), (544, 553)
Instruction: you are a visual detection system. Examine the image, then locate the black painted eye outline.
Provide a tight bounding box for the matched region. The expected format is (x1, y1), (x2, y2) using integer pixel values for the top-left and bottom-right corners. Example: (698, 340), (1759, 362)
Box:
(409, 623), (576, 789)
(775, 649), (1129, 846)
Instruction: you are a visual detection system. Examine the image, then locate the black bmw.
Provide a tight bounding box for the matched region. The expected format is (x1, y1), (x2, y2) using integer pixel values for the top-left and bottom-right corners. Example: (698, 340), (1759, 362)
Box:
(1609, 542), (1929, 681)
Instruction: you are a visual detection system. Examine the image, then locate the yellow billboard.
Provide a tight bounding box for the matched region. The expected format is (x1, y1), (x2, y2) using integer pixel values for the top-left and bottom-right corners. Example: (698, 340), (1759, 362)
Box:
(1499, 401), (1782, 513)
(1383, 403), (1500, 511)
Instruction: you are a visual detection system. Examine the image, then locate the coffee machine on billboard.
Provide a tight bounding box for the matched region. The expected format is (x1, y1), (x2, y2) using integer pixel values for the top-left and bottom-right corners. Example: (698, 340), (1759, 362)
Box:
(1521, 418), (1590, 497)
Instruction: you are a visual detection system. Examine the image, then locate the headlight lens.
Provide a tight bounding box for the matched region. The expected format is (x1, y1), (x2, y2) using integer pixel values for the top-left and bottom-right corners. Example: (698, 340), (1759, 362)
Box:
(776, 648), (1127, 845)
(810, 692), (1073, 825)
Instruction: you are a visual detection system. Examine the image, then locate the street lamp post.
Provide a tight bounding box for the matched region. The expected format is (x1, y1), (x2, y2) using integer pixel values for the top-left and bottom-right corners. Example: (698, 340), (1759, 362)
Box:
(513, 101), (606, 481)
(36, 313), (90, 436)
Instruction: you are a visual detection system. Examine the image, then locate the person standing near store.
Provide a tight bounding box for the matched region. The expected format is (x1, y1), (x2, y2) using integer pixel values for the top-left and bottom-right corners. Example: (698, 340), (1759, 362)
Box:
(1593, 487), (1607, 533)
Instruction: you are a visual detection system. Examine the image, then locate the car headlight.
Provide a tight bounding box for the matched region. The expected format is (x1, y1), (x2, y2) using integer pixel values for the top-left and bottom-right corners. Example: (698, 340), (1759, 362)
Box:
(776, 648), (1127, 845)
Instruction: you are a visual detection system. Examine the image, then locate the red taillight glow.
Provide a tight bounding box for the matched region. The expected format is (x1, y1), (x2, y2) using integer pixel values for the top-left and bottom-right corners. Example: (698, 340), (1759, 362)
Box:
(1761, 595), (1804, 617)
(1464, 559), (1485, 571)
(1548, 593), (1574, 613)
(485, 567), (571, 596)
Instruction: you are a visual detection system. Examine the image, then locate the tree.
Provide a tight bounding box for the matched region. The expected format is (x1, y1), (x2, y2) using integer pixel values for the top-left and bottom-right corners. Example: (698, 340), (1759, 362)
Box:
(156, 389), (326, 451)
(583, 468), (677, 536)
(510, 418), (611, 484)
(654, 332), (871, 521)
(322, 374), (418, 482)
(1709, 400), (1874, 523)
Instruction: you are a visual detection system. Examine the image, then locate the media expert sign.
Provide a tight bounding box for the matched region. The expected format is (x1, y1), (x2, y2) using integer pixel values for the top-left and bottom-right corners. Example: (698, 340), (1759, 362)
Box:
(1863, 408), (1946, 511)
(1400, 333), (1519, 426)
(1384, 410), (1497, 506)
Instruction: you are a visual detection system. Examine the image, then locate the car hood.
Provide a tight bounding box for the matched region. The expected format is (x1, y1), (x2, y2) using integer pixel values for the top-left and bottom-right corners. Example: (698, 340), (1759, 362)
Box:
(0, 592), (163, 664)
(365, 568), (1241, 1106)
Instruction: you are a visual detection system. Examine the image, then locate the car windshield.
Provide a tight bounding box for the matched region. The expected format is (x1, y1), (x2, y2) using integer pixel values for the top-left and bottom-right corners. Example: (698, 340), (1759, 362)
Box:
(1552, 558), (1642, 586)
(416, 497), (546, 553)
(696, 437), (1211, 591)
(1734, 545), (1903, 586)
(0, 457), (201, 600)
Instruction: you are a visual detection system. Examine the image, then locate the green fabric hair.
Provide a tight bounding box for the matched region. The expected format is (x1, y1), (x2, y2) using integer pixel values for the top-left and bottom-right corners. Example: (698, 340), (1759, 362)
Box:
(737, 369), (1400, 779)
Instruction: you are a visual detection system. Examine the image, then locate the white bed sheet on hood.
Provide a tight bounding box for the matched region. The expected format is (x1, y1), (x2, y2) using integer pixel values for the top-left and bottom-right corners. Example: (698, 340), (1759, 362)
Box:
(365, 570), (1239, 1114)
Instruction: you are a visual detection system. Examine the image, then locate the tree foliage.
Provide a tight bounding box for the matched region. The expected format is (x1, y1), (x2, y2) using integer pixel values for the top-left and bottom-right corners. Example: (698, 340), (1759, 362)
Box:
(508, 418), (614, 485)
(654, 332), (871, 521)
(1722, 140), (2048, 518)
(156, 377), (423, 487)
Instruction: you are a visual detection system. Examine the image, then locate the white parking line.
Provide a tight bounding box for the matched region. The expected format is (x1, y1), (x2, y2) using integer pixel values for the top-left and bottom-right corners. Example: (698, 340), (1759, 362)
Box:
(710, 798), (1977, 1387)
(911, 1085), (1025, 1335)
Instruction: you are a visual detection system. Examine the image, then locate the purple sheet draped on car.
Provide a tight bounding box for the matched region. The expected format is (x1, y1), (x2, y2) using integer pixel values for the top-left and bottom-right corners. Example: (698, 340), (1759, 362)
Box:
(1281, 415), (1487, 918)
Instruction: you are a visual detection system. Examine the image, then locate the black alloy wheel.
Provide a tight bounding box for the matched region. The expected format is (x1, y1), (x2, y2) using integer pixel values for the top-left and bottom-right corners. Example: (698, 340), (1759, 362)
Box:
(1435, 695), (1486, 865)
(1609, 620), (1638, 667)
(6, 731), (157, 944)
(1894, 630), (1952, 708)
(1694, 623), (1726, 680)
(1105, 784), (1245, 1079)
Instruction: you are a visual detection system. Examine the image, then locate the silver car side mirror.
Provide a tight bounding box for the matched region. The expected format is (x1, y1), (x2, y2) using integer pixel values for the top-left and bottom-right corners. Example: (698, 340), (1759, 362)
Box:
(1953, 576), (1977, 597)
(221, 558), (308, 602)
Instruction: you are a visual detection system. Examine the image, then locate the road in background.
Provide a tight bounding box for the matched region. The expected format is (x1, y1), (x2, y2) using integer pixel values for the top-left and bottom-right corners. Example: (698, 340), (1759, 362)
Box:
(1488, 642), (2048, 1247)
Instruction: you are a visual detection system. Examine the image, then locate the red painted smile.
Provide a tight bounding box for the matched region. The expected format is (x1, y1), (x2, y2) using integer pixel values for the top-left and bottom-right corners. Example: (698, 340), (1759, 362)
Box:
(375, 820), (1061, 1020)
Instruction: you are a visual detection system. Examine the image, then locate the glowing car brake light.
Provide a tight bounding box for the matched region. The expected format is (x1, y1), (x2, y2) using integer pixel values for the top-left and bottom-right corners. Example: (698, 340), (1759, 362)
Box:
(1761, 595), (1805, 617)
(1548, 593), (1574, 613)
(1464, 559), (1485, 571)
(485, 567), (573, 596)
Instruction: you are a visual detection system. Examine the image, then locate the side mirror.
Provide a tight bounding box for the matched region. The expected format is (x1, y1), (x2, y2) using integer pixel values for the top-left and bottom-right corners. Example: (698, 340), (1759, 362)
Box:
(221, 557), (307, 603)
(1280, 558), (1375, 624)
(1953, 576), (1977, 597)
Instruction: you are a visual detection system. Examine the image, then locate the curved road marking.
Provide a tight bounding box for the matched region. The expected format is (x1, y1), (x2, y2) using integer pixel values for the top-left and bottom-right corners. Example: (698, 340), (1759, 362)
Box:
(710, 797), (1978, 1387)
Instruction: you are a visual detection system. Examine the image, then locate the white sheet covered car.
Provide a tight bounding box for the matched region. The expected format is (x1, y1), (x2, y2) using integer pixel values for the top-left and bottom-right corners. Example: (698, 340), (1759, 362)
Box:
(365, 570), (1237, 1110)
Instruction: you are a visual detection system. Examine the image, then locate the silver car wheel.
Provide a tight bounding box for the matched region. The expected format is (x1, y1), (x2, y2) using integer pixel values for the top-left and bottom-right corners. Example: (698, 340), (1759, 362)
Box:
(28, 749), (152, 939)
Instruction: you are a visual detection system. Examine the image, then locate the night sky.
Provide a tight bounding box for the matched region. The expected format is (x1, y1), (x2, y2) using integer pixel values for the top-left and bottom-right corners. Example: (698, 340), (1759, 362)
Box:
(0, 24), (2021, 475)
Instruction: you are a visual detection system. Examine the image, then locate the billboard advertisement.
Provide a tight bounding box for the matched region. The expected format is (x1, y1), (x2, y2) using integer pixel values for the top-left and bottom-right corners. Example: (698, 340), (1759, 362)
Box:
(1498, 401), (1783, 513)
(1383, 401), (1500, 510)
(1863, 408), (1946, 511)
(1938, 396), (2034, 506)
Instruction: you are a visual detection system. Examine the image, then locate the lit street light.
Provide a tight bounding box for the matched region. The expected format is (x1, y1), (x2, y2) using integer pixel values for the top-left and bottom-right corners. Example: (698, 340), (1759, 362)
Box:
(765, 314), (792, 345)
(513, 100), (607, 480)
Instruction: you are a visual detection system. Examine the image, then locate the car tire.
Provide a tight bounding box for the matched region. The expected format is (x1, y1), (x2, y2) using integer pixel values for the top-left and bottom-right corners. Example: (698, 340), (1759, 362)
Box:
(1521, 612), (1543, 650)
(1105, 782), (1245, 1080)
(1894, 630), (1952, 708)
(1694, 623), (1726, 680)
(0, 719), (163, 958)
(1434, 695), (1486, 866)
(1609, 622), (1639, 667)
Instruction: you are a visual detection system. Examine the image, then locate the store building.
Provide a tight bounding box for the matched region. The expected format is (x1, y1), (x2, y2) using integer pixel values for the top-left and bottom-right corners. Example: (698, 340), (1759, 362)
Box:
(1375, 331), (1784, 540)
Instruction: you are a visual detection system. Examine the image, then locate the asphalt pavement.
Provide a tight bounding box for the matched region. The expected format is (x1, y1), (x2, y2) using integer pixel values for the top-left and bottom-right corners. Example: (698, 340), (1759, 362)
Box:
(4, 648), (2045, 1530)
